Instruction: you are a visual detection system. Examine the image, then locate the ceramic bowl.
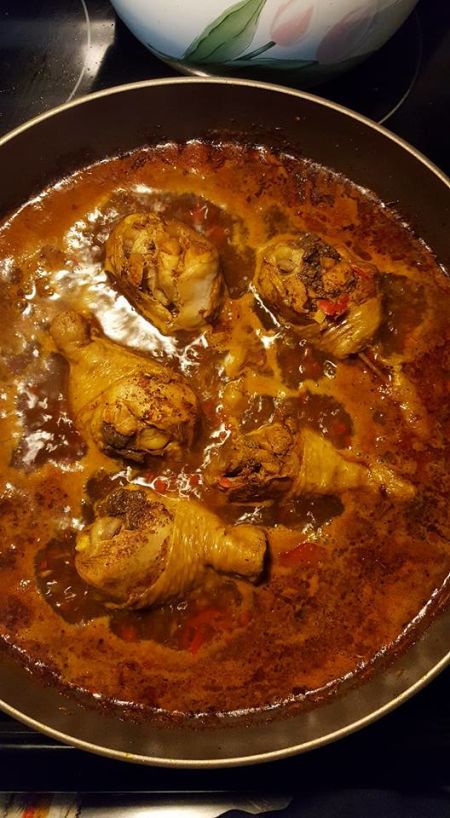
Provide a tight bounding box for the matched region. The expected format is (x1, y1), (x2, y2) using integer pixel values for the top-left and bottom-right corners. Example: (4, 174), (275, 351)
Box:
(110, 0), (419, 84)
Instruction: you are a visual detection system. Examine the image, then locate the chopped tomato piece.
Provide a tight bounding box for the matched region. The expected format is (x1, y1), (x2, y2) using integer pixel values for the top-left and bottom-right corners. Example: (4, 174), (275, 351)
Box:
(180, 606), (234, 654)
(279, 541), (327, 567)
(218, 476), (234, 489)
(317, 296), (349, 317)
(188, 629), (207, 656)
(119, 623), (139, 642)
(154, 477), (169, 493)
(188, 473), (201, 488)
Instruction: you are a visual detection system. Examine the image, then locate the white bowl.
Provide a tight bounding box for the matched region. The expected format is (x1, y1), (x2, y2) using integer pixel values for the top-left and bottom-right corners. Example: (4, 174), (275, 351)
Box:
(110, 0), (419, 83)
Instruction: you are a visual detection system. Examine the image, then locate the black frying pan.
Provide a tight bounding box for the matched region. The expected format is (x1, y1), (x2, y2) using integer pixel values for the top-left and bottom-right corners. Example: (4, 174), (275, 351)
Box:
(0, 78), (448, 766)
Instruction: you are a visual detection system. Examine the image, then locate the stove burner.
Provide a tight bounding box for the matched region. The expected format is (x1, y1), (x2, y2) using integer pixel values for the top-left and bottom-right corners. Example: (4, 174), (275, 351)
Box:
(0, 0), (114, 133)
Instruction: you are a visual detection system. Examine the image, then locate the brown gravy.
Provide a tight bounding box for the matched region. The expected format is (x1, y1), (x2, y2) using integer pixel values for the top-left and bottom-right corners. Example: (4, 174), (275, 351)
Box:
(0, 141), (449, 719)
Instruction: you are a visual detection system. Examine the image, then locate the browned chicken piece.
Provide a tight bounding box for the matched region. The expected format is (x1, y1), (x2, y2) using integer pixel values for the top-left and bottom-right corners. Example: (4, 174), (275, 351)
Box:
(255, 232), (382, 357)
(50, 311), (199, 462)
(206, 423), (297, 501)
(105, 212), (223, 334)
(206, 422), (414, 501)
(75, 485), (267, 608)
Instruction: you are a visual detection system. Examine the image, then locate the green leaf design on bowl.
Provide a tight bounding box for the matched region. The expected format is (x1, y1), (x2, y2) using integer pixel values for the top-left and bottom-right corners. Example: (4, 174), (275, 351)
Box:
(232, 57), (317, 69)
(184, 0), (267, 63)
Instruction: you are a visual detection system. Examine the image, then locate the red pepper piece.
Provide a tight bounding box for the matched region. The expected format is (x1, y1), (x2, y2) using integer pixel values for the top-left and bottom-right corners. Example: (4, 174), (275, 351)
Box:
(317, 296), (349, 317)
(188, 473), (201, 488)
(180, 607), (232, 654)
(329, 419), (351, 440)
(154, 477), (169, 493)
(279, 542), (327, 567)
(119, 623), (140, 642)
(218, 476), (234, 489)
(188, 629), (206, 656)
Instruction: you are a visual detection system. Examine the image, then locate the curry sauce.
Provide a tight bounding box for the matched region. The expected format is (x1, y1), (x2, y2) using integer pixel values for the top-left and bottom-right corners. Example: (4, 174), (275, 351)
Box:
(0, 141), (448, 719)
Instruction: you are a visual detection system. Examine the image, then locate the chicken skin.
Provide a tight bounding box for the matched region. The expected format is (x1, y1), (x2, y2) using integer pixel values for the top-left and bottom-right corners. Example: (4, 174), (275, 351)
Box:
(255, 232), (382, 358)
(105, 212), (223, 334)
(50, 311), (199, 462)
(75, 485), (267, 608)
(206, 423), (414, 501)
(211, 423), (296, 501)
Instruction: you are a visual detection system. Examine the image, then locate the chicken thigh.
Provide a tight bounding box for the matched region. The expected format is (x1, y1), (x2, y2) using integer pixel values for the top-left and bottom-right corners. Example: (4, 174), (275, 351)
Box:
(50, 311), (199, 462)
(105, 212), (223, 334)
(75, 485), (267, 608)
(255, 232), (382, 358)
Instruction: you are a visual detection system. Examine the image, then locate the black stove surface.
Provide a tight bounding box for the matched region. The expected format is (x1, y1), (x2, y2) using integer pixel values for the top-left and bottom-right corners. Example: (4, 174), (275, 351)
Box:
(0, 0), (449, 805)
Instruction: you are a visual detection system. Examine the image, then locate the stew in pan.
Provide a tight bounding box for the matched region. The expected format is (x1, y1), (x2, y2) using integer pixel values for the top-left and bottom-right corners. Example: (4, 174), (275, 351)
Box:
(0, 141), (448, 719)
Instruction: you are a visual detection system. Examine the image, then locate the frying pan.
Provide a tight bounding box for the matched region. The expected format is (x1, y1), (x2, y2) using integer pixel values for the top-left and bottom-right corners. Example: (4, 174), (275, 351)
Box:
(0, 78), (448, 766)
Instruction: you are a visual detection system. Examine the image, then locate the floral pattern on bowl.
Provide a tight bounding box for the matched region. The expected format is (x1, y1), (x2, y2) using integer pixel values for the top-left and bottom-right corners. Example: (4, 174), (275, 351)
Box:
(110, 0), (419, 82)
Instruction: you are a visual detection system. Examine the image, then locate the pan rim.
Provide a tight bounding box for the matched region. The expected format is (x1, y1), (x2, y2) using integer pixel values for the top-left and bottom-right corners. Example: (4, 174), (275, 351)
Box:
(0, 76), (448, 767)
(0, 646), (448, 767)
(0, 76), (449, 190)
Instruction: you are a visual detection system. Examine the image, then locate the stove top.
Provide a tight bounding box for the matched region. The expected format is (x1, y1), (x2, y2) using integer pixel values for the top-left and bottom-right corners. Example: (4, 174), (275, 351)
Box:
(0, 0), (449, 810)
